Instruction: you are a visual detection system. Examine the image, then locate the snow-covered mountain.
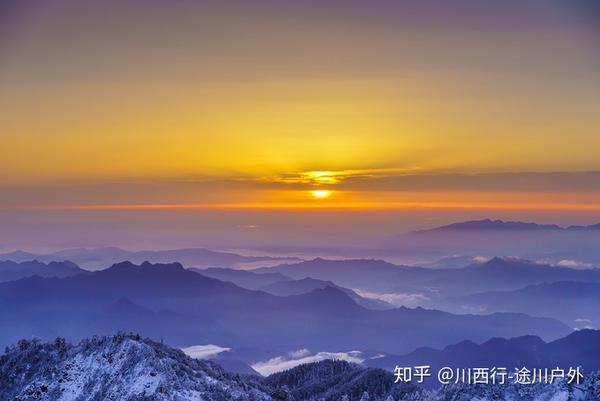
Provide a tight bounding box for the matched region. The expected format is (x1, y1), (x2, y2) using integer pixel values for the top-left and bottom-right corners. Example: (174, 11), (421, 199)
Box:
(1, 333), (598, 401)
(0, 333), (271, 401)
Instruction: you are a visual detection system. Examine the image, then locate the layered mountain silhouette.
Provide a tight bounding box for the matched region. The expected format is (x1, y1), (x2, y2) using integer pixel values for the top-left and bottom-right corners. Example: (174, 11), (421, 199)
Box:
(255, 258), (424, 294)
(0, 261), (571, 359)
(0, 260), (86, 283)
(193, 267), (292, 289)
(0, 247), (300, 270)
(389, 219), (600, 267)
(194, 267), (393, 310)
(413, 219), (600, 233)
(257, 256), (600, 297)
(451, 280), (600, 327)
(257, 277), (393, 310)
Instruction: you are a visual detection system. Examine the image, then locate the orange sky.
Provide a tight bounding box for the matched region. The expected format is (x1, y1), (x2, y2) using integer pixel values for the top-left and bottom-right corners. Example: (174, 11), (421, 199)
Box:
(1, 0), (599, 250)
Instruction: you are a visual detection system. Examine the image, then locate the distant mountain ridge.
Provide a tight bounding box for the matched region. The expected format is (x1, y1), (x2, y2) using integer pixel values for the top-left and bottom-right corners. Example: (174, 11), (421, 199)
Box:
(413, 219), (600, 233)
(260, 277), (394, 310)
(193, 267), (292, 289)
(258, 256), (600, 297)
(0, 261), (571, 357)
(0, 247), (301, 270)
(450, 280), (600, 327)
(0, 260), (86, 283)
(193, 267), (393, 310)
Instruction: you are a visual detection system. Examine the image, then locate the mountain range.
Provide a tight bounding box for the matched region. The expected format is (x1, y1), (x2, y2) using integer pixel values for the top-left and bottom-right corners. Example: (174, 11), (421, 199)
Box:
(257, 257), (600, 326)
(0, 247), (300, 270)
(0, 261), (571, 361)
(257, 277), (393, 310)
(256, 256), (600, 297)
(0, 260), (86, 283)
(413, 219), (600, 233)
(384, 219), (600, 267)
(450, 280), (600, 327)
(193, 267), (292, 289)
(194, 267), (393, 310)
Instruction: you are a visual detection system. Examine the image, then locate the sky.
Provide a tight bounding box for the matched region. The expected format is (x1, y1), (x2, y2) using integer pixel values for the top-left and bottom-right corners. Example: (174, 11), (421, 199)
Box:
(1, 0), (599, 252)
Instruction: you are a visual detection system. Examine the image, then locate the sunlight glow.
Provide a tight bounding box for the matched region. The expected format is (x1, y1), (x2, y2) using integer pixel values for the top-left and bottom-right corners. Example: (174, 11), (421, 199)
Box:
(311, 190), (332, 199)
(303, 171), (341, 185)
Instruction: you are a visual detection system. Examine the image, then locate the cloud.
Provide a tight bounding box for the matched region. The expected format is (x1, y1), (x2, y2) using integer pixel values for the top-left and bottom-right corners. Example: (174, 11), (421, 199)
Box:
(533, 258), (595, 270)
(181, 344), (231, 359)
(337, 171), (600, 193)
(353, 288), (430, 307)
(556, 259), (593, 269)
(5, 171), (600, 212)
(251, 350), (364, 376)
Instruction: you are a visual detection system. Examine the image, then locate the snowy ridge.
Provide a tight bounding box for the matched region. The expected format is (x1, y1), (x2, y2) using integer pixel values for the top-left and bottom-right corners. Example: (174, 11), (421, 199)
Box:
(2, 333), (600, 401)
(0, 334), (270, 401)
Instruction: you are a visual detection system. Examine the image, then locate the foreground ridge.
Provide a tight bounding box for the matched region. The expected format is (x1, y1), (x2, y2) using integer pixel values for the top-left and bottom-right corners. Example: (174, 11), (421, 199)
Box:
(0, 333), (271, 401)
(2, 333), (600, 401)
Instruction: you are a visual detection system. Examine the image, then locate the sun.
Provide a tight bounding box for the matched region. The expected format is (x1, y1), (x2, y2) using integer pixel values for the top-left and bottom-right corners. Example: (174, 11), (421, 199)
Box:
(311, 190), (332, 199)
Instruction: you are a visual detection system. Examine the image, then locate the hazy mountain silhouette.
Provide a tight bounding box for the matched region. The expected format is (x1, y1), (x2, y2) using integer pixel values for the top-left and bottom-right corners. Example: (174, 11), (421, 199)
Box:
(432, 257), (600, 296)
(413, 219), (563, 233)
(421, 254), (488, 269)
(191, 267), (292, 289)
(0, 261), (571, 359)
(388, 219), (600, 268)
(413, 219), (600, 233)
(258, 277), (393, 310)
(0, 260), (86, 283)
(195, 267), (392, 309)
(451, 280), (600, 327)
(0, 247), (300, 270)
(197, 269), (394, 310)
(258, 257), (600, 297)
(255, 258), (427, 294)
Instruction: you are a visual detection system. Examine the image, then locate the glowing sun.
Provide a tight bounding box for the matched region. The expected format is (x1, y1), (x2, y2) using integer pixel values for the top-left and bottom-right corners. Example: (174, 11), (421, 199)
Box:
(311, 190), (332, 199)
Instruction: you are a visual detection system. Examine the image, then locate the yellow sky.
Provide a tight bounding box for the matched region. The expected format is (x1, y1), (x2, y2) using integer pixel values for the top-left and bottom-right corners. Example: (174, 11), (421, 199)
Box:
(1, 0), (600, 211)
(2, 77), (599, 184)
